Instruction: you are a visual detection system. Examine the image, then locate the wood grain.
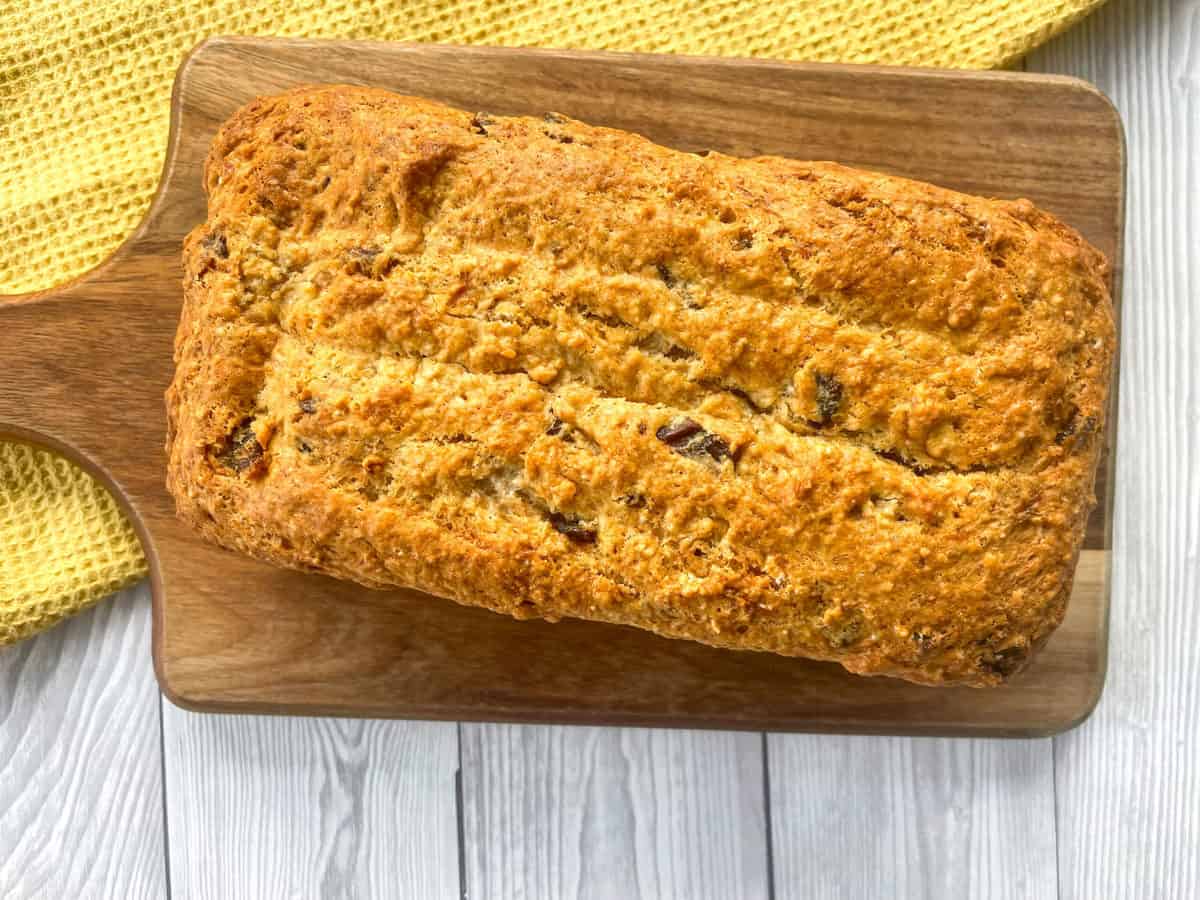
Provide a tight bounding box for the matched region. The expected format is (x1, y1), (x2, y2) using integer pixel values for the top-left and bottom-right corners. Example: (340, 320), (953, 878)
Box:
(460, 725), (768, 899)
(0, 584), (166, 899)
(1027, 1), (1200, 896)
(161, 710), (459, 898)
(0, 38), (1123, 735)
(767, 735), (1057, 899)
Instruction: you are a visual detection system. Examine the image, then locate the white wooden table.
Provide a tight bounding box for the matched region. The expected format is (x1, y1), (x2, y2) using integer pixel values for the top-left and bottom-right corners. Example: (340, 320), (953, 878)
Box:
(2, 2), (1196, 896)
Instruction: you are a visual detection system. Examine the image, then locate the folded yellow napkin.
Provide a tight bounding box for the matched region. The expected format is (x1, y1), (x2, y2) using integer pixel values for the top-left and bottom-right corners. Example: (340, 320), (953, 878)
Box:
(0, 0), (1106, 645)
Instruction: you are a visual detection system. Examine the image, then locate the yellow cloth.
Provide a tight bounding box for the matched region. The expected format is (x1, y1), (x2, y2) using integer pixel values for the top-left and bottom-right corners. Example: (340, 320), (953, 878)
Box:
(0, 0), (1105, 645)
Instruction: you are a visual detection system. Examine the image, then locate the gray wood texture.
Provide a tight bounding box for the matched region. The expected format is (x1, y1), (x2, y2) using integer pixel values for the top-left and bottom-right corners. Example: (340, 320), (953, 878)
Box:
(2, 4), (1199, 897)
(160, 712), (459, 899)
(1027, 1), (1200, 897)
(460, 725), (768, 900)
(0, 584), (165, 899)
(766, 736), (1057, 900)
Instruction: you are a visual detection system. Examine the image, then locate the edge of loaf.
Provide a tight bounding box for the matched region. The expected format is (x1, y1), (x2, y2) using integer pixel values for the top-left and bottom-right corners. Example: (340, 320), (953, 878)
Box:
(166, 85), (1115, 687)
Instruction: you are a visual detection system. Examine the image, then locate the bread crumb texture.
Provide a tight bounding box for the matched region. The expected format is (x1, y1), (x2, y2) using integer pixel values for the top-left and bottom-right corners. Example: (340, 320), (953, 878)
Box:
(167, 87), (1114, 686)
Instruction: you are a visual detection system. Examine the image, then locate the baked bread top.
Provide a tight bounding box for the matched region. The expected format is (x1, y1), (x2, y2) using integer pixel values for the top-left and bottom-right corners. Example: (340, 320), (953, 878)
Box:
(167, 85), (1114, 686)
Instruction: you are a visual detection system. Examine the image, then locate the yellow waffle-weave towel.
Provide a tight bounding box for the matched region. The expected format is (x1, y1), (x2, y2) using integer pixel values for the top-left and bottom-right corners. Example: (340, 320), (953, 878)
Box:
(0, 0), (1106, 645)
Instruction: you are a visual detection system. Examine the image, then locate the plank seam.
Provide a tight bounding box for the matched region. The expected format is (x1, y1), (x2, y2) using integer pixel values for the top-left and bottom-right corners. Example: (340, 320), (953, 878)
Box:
(158, 695), (173, 900)
(1052, 735), (1062, 900)
(456, 721), (467, 900)
(761, 733), (777, 900)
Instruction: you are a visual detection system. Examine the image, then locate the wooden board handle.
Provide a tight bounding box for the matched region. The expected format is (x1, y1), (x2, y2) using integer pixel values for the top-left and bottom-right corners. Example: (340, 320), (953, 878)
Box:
(0, 39), (212, 541)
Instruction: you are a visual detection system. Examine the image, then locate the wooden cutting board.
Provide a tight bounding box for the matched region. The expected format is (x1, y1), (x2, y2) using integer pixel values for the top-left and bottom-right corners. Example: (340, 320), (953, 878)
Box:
(0, 37), (1124, 736)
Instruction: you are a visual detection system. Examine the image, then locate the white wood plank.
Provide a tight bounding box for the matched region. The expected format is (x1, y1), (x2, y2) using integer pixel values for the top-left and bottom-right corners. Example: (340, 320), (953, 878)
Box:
(460, 725), (768, 900)
(0, 583), (166, 899)
(1027, 1), (1200, 897)
(766, 735), (1057, 899)
(161, 708), (459, 899)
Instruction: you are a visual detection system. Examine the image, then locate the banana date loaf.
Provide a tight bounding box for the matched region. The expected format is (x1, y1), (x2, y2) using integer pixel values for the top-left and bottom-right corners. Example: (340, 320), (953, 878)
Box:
(166, 85), (1115, 687)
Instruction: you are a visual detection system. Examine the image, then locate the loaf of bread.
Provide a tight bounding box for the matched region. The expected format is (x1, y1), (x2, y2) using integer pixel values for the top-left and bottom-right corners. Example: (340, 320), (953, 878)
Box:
(166, 85), (1114, 687)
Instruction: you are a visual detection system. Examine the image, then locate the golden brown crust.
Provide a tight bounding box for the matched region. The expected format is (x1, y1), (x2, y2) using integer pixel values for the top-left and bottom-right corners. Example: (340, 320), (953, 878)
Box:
(166, 85), (1115, 687)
